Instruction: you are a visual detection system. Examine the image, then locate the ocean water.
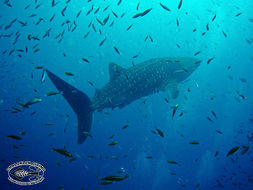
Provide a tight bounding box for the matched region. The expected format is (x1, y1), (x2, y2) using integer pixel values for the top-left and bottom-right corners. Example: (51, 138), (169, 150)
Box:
(0, 0), (253, 190)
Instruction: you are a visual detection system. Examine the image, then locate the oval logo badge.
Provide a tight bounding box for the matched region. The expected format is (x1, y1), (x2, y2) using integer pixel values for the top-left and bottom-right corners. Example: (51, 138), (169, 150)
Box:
(6, 161), (45, 186)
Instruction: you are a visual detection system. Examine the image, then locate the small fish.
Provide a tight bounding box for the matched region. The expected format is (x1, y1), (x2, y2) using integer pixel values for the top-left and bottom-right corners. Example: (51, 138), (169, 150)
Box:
(121, 124), (129, 130)
(53, 148), (73, 157)
(108, 135), (114, 139)
(215, 130), (223, 135)
(101, 176), (124, 181)
(100, 180), (113, 185)
(206, 23), (209, 31)
(108, 141), (118, 146)
(212, 14), (216, 21)
(103, 15), (110, 25)
(76, 10), (82, 18)
(222, 30), (227, 37)
(113, 46), (120, 55)
(117, 0), (122, 6)
(211, 110), (217, 118)
(214, 151), (219, 157)
(7, 135), (22, 140)
(83, 31), (90, 39)
(87, 81), (94, 86)
(22, 98), (42, 107)
(126, 24), (133, 31)
(235, 12), (242, 17)
(189, 141), (200, 145)
(207, 57), (215, 64)
(41, 69), (46, 83)
(160, 3), (171, 12)
(167, 160), (179, 164)
(178, 0), (183, 9)
(136, 2), (140, 10)
(46, 91), (60, 96)
(241, 146), (249, 155)
(99, 38), (106, 46)
(64, 72), (74, 76)
(207, 116), (213, 122)
(194, 51), (200, 56)
(155, 128), (164, 138)
(146, 156), (152, 159)
(61, 6), (67, 16)
(82, 57), (90, 63)
(112, 11), (118, 18)
(226, 146), (240, 157)
(82, 131), (93, 138)
(171, 104), (179, 119)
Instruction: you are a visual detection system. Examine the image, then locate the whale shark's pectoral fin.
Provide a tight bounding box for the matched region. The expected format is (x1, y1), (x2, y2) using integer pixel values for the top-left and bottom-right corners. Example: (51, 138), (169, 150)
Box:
(109, 62), (126, 81)
(162, 80), (179, 99)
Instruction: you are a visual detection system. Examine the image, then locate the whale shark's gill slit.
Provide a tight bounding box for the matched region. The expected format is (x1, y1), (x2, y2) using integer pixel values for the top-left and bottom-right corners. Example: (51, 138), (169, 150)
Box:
(45, 69), (93, 144)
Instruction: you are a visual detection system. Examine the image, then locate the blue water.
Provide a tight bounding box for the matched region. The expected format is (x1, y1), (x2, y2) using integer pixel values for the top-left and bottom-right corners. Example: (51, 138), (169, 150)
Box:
(1, 0), (253, 189)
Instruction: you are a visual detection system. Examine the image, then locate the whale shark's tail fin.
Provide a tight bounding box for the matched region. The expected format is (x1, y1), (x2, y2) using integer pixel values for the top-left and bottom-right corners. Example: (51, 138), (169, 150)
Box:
(45, 69), (93, 144)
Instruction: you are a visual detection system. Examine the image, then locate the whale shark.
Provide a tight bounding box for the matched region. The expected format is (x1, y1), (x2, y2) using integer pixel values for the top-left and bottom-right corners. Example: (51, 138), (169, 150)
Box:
(46, 57), (201, 144)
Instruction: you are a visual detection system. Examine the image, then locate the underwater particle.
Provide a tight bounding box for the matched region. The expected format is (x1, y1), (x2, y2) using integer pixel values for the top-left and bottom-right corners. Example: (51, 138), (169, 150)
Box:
(64, 72), (74, 76)
(155, 128), (164, 138)
(226, 146), (240, 157)
(189, 141), (200, 145)
(6, 135), (22, 140)
(160, 3), (171, 12)
(53, 148), (73, 157)
(108, 141), (118, 146)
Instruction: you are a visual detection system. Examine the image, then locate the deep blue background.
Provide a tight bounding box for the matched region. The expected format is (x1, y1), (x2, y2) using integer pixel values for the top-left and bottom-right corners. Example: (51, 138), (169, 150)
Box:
(0, 0), (253, 189)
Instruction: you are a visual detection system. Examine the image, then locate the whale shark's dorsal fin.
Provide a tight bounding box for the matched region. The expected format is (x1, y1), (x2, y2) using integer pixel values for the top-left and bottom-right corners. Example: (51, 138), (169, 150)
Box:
(109, 62), (126, 81)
